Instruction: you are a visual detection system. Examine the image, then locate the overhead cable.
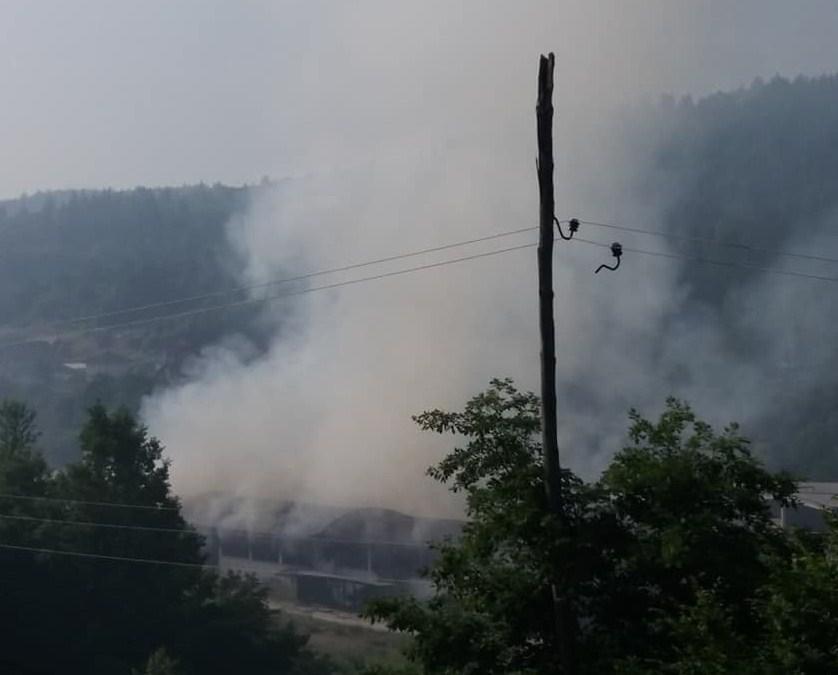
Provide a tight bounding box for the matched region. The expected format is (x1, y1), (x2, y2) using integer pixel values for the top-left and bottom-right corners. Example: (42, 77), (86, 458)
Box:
(50, 226), (539, 328)
(0, 242), (536, 349)
(576, 219), (838, 265)
(573, 237), (838, 283)
(0, 511), (430, 548)
(0, 492), (179, 512)
(0, 542), (212, 569)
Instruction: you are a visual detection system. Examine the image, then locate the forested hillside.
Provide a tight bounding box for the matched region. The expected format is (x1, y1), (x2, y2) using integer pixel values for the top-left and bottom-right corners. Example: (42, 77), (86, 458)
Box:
(0, 184), (265, 464)
(0, 185), (248, 324)
(4, 76), (838, 480)
(630, 74), (838, 478)
(649, 74), (838, 301)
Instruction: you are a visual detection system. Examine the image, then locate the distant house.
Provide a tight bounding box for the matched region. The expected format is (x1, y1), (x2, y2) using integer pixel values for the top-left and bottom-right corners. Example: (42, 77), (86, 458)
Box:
(193, 498), (461, 611)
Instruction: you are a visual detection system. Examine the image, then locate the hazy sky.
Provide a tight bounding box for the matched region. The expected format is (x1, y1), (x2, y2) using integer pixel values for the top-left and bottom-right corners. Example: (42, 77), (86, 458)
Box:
(2, 1), (838, 199)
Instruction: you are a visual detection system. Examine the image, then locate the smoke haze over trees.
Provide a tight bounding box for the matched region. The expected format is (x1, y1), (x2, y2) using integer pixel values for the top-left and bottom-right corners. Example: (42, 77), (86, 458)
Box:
(630, 73), (838, 478)
(0, 184), (272, 466)
(141, 71), (838, 517)
(2, 74), (838, 513)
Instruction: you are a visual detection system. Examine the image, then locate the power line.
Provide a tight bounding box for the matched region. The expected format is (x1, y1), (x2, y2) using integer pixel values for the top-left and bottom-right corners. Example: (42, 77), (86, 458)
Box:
(576, 219), (838, 265)
(0, 492), (179, 512)
(0, 541), (433, 575)
(7, 217), (838, 350)
(4, 219), (838, 351)
(39, 226), (539, 329)
(573, 236), (838, 284)
(0, 241), (537, 349)
(0, 511), (432, 548)
(0, 494), (439, 547)
(0, 542), (213, 569)
(0, 512), (194, 535)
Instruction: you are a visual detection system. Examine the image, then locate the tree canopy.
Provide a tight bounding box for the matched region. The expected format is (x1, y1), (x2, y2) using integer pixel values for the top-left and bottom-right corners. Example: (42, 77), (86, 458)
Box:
(0, 401), (327, 675)
(367, 379), (836, 674)
(0, 184), (271, 467)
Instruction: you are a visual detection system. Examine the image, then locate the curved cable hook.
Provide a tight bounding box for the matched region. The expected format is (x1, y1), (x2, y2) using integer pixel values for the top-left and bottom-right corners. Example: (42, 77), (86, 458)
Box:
(555, 217), (579, 241)
(595, 242), (623, 273)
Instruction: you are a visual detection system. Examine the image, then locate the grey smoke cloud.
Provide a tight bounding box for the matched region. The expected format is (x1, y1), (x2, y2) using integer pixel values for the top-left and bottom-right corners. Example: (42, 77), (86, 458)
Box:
(135, 2), (838, 515)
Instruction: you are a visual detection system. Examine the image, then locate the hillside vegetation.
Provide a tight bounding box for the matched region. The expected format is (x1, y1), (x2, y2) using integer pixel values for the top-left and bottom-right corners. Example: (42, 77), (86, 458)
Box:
(649, 75), (838, 477)
(578, 74), (838, 479)
(0, 184), (264, 464)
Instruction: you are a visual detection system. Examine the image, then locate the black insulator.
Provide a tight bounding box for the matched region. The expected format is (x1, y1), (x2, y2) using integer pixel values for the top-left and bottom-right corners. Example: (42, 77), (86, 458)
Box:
(554, 216), (576, 241)
(595, 241), (623, 274)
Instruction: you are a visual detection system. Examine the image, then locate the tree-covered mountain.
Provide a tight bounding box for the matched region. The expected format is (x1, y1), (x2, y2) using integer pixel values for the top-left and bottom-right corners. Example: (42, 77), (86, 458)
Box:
(0, 184), (268, 465)
(0, 185), (252, 326)
(648, 74), (838, 303)
(633, 74), (838, 478)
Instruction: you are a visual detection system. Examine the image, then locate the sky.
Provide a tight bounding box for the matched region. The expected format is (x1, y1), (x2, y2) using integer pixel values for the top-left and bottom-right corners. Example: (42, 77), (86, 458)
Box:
(2, 1), (838, 199)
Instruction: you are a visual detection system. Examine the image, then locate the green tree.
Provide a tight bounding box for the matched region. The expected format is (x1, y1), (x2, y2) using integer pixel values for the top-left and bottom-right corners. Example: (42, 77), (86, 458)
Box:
(173, 571), (321, 674)
(0, 404), (328, 675)
(0, 399), (40, 452)
(42, 405), (207, 672)
(749, 519), (838, 674)
(0, 400), (56, 674)
(0, 399), (48, 496)
(366, 381), (810, 674)
(367, 379), (620, 673)
(599, 398), (797, 667)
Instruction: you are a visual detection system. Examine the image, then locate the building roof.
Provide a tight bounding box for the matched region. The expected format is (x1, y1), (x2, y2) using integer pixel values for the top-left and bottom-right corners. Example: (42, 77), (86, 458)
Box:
(795, 482), (838, 510)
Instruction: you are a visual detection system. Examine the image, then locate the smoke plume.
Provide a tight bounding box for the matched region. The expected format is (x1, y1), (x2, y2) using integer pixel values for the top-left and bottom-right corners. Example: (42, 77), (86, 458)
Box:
(141, 2), (838, 517)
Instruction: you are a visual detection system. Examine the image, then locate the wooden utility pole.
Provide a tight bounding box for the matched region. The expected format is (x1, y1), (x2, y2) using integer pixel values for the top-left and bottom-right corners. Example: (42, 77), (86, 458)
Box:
(536, 52), (562, 516)
(536, 51), (576, 675)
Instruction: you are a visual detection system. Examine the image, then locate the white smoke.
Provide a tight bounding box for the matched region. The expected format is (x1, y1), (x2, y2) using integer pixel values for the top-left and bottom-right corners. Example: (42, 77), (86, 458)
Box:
(141, 1), (838, 518)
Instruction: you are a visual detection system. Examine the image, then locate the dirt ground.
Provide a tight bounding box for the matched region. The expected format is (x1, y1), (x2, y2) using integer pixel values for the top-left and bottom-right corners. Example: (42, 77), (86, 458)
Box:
(271, 600), (411, 671)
